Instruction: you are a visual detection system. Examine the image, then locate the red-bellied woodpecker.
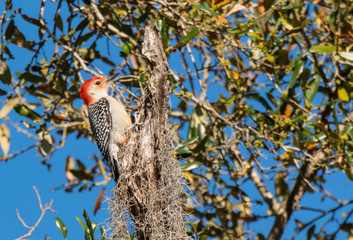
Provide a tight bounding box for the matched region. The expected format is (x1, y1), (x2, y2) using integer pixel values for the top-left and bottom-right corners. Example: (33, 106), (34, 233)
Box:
(80, 75), (132, 182)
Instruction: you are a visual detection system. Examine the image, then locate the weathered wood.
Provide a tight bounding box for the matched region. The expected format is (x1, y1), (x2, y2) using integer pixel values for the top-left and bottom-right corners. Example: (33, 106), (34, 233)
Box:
(109, 26), (187, 240)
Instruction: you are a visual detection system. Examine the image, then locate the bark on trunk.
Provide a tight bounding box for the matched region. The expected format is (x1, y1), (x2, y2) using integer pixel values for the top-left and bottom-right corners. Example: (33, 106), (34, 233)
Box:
(109, 26), (188, 240)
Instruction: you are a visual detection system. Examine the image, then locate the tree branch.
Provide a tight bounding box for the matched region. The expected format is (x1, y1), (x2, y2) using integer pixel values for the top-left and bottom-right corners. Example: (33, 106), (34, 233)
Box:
(16, 186), (56, 240)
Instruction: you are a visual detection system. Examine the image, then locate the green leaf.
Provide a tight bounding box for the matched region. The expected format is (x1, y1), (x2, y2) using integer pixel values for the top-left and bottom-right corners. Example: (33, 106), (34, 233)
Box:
(76, 216), (86, 230)
(309, 45), (334, 53)
(120, 43), (134, 57)
(21, 14), (41, 27)
(193, 135), (209, 152)
(77, 48), (96, 61)
(180, 161), (202, 171)
(256, 233), (266, 240)
(345, 169), (353, 181)
(189, 105), (207, 139)
(76, 32), (95, 46)
(76, 19), (89, 31)
(5, 19), (15, 40)
(341, 124), (353, 136)
(282, 2), (304, 10)
(200, 234), (209, 240)
(172, 28), (199, 49)
(112, 11), (124, 31)
(176, 136), (199, 149)
(55, 14), (63, 32)
(288, 59), (304, 88)
(199, 224), (213, 236)
(264, 0), (275, 10)
(338, 102), (353, 123)
(40, 138), (52, 155)
(70, 169), (94, 181)
(307, 225), (315, 240)
(299, 68), (311, 82)
(157, 18), (169, 49)
(278, 50), (289, 66)
(100, 226), (107, 240)
(341, 223), (353, 232)
(112, 11), (133, 35)
(339, 52), (353, 61)
(20, 72), (46, 83)
(0, 62), (12, 85)
(0, 88), (7, 95)
(186, 226), (193, 236)
(245, 93), (272, 111)
(304, 75), (320, 104)
(139, 74), (146, 89)
(55, 217), (68, 239)
(192, 2), (218, 17)
(5, 0), (12, 10)
(14, 104), (41, 121)
(83, 209), (95, 239)
(274, 172), (289, 200)
(1, 45), (14, 59)
(38, 130), (53, 156)
(82, 0), (91, 5)
(100, 56), (115, 66)
(187, 220), (197, 233)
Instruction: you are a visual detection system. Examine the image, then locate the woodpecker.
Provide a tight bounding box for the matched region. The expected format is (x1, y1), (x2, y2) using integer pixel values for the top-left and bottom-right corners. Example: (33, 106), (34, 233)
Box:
(80, 75), (132, 182)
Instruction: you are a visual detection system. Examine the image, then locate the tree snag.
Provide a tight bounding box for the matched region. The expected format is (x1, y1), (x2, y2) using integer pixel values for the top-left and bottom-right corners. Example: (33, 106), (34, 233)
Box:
(108, 26), (188, 240)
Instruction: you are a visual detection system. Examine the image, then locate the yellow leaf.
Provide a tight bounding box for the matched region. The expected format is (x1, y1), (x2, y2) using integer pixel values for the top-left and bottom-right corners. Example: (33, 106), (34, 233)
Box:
(311, 0), (321, 4)
(232, 71), (240, 79)
(314, 16), (322, 26)
(248, 32), (264, 40)
(39, 130), (53, 156)
(306, 143), (318, 150)
(226, 3), (256, 16)
(284, 104), (291, 118)
(278, 14), (294, 30)
(97, 159), (107, 180)
(215, 0), (230, 8)
(212, 15), (228, 23)
(65, 156), (75, 182)
(338, 87), (350, 101)
(280, 152), (290, 160)
(0, 97), (20, 118)
(115, 9), (125, 15)
(265, 56), (276, 64)
(182, 171), (193, 183)
(0, 123), (10, 156)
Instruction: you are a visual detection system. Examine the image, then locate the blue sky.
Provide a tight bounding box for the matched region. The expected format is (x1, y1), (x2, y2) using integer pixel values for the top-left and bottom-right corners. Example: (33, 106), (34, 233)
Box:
(0, 1), (114, 239)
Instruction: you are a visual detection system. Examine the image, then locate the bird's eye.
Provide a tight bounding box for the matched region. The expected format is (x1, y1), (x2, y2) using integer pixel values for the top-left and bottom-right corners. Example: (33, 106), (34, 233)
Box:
(95, 81), (101, 85)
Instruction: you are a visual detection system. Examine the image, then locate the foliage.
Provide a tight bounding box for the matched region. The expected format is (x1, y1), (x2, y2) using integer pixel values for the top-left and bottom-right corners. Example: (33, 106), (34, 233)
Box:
(2, 0), (353, 239)
(56, 209), (107, 240)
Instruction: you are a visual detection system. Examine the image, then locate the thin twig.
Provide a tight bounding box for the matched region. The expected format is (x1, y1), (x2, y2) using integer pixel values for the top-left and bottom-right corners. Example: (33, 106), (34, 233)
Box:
(16, 186), (56, 240)
(39, 19), (99, 77)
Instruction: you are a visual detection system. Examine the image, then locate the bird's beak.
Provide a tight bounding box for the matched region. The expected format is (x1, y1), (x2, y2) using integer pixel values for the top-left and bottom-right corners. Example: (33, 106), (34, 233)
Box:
(105, 73), (120, 84)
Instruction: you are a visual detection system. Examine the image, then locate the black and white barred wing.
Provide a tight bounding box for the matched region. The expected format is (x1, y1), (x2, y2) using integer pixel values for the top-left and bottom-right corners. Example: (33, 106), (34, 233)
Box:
(87, 98), (112, 163)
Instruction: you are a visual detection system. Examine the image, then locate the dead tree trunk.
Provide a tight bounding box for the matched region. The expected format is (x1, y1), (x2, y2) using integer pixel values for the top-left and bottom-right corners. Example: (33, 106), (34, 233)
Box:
(109, 26), (187, 240)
